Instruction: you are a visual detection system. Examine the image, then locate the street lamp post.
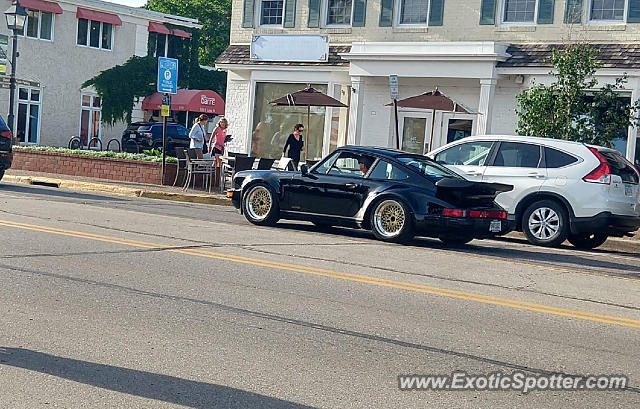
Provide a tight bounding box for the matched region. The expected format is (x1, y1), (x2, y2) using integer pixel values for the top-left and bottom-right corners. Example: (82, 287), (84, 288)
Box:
(4, 0), (28, 142)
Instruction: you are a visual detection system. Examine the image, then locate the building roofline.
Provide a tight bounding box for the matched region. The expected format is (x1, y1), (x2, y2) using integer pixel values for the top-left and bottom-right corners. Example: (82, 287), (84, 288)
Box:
(58, 0), (202, 28)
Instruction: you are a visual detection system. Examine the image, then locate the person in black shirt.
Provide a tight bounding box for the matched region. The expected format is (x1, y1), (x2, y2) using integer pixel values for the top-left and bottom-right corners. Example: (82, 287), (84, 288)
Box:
(283, 123), (305, 169)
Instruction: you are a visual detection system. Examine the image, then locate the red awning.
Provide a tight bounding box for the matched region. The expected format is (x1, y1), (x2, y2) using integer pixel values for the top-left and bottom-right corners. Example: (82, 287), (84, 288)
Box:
(172, 29), (191, 39)
(76, 7), (122, 26)
(148, 21), (170, 35)
(142, 89), (226, 115)
(14, 0), (63, 14)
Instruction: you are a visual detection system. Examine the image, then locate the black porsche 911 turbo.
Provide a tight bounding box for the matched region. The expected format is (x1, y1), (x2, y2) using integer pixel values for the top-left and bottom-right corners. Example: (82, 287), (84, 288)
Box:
(228, 147), (514, 245)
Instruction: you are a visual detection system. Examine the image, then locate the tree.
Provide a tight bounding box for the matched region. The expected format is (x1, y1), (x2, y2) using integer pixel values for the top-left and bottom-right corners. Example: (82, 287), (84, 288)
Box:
(145, 0), (231, 66)
(83, 0), (231, 125)
(515, 43), (639, 147)
(83, 56), (157, 125)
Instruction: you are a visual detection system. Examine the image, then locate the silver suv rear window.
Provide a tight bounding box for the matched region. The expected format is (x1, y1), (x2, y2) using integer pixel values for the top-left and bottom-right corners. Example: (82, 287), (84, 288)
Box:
(599, 149), (639, 184)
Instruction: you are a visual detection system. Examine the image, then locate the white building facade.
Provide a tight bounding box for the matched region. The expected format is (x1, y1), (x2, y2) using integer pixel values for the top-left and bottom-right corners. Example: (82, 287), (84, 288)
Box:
(0, 0), (199, 147)
(217, 0), (640, 166)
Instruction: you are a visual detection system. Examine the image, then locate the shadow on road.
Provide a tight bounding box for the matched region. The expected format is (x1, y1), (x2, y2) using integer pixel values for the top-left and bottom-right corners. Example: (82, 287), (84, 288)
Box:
(0, 347), (317, 409)
(0, 183), (127, 202)
(272, 223), (640, 277)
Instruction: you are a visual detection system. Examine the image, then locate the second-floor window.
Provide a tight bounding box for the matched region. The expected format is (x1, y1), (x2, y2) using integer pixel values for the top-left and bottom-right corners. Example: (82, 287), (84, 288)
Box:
(77, 18), (113, 50)
(589, 0), (625, 21)
(155, 33), (168, 57)
(503, 0), (537, 23)
(399, 0), (429, 25)
(260, 0), (284, 25)
(20, 9), (54, 40)
(326, 0), (353, 25)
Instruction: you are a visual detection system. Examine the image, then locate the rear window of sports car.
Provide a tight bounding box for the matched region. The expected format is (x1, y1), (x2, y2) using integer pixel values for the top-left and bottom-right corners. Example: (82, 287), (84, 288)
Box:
(397, 156), (463, 180)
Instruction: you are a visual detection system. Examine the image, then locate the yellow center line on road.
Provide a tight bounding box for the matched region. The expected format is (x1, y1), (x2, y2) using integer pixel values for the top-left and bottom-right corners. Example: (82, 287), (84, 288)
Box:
(1, 219), (639, 329)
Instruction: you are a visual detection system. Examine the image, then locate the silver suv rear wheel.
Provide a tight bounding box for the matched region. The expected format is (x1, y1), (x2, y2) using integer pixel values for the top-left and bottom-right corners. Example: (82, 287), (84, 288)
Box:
(522, 200), (569, 247)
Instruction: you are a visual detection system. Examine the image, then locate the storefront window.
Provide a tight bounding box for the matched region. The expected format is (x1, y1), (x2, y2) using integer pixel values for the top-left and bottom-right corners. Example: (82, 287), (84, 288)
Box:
(252, 83), (328, 160)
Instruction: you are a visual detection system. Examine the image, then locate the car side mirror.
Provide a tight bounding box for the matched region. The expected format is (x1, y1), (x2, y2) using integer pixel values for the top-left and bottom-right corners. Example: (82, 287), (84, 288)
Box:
(300, 164), (309, 176)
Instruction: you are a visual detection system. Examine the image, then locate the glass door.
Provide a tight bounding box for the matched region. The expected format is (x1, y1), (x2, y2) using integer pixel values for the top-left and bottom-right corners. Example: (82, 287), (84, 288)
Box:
(431, 112), (477, 151)
(398, 110), (434, 154)
(80, 95), (102, 148)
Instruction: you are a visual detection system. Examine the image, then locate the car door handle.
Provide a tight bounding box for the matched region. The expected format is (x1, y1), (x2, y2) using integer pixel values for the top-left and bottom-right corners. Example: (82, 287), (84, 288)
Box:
(465, 171), (481, 176)
(345, 183), (359, 189)
(528, 172), (545, 179)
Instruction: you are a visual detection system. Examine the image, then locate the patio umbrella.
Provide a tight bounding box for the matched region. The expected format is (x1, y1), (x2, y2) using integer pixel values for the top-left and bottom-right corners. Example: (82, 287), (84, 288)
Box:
(387, 88), (478, 150)
(270, 87), (348, 162)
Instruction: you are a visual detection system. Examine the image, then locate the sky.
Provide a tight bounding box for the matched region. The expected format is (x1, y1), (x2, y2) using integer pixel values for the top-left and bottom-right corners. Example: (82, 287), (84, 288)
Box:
(104, 0), (148, 7)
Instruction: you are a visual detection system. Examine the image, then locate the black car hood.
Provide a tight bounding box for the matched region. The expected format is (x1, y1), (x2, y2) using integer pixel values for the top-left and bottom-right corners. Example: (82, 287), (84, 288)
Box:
(435, 178), (513, 208)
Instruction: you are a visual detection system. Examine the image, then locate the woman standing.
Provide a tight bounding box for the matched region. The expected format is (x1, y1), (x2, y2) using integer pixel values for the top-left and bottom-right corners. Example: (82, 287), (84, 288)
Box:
(209, 117), (229, 168)
(189, 114), (208, 155)
(283, 123), (304, 169)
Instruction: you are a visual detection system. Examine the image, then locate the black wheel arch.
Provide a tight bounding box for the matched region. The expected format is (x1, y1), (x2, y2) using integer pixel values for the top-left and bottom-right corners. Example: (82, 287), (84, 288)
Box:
(240, 178), (283, 213)
(514, 192), (575, 231)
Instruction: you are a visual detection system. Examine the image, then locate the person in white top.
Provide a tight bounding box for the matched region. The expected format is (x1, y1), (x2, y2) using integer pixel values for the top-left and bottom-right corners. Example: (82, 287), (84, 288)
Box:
(189, 114), (209, 150)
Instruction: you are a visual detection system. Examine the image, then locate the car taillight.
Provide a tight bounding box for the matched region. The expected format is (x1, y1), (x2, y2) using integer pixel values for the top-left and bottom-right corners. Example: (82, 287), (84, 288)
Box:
(583, 147), (611, 184)
(443, 209), (506, 219)
(442, 209), (466, 217)
(142, 133), (153, 138)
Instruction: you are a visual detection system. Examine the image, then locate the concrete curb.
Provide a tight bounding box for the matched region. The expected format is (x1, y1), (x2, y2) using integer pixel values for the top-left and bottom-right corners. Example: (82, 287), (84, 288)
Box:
(3, 174), (232, 207)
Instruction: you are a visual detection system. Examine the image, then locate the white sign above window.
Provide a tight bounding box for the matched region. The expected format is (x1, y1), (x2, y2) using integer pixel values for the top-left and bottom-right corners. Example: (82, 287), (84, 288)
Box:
(250, 35), (330, 63)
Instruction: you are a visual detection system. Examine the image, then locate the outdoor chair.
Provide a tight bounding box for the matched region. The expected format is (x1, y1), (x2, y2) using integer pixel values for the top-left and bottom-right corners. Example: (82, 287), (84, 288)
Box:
(184, 149), (213, 191)
(274, 157), (296, 171)
(220, 156), (257, 192)
(256, 158), (276, 170)
(173, 149), (188, 187)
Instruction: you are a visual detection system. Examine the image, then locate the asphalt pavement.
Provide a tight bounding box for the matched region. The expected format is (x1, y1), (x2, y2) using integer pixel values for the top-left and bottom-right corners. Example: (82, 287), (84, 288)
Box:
(0, 182), (638, 408)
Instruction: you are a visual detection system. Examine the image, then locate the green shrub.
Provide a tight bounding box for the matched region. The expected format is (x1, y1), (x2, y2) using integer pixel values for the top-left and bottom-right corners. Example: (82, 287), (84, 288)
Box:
(14, 145), (178, 164)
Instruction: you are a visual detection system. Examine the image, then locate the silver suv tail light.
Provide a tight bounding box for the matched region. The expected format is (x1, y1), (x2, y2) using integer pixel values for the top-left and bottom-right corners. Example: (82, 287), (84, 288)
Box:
(583, 146), (612, 184)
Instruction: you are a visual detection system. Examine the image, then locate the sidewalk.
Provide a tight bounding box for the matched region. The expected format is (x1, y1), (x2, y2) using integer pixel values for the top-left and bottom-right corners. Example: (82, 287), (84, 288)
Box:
(3, 169), (232, 206)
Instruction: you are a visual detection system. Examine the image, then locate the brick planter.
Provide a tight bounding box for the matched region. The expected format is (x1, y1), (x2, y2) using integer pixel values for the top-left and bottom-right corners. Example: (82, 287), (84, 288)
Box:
(12, 149), (178, 185)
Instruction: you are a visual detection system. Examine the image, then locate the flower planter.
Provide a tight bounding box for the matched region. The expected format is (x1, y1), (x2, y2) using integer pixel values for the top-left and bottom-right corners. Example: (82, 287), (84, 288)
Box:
(12, 149), (178, 186)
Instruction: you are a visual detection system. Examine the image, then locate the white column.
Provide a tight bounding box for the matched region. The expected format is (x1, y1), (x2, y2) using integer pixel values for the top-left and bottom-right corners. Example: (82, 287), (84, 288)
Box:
(626, 83), (639, 163)
(347, 76), (365, 146)
(477, 78), (497, 136)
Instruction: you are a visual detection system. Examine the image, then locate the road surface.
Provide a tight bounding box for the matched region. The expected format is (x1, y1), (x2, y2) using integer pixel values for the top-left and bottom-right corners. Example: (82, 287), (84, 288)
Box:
(0, 182), (638, 408)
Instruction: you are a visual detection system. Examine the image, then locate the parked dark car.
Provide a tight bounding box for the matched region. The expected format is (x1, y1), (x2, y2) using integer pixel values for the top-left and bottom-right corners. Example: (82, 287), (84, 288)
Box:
(229, 147), (514, 245)
(122, 121), (191, 156)
(0, 114), (13, 181)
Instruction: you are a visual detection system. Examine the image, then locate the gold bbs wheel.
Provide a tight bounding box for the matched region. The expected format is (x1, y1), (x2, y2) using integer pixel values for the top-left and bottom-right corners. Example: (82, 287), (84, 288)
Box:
(373, 200), (406, 238)
(245, 185), (273, 222)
